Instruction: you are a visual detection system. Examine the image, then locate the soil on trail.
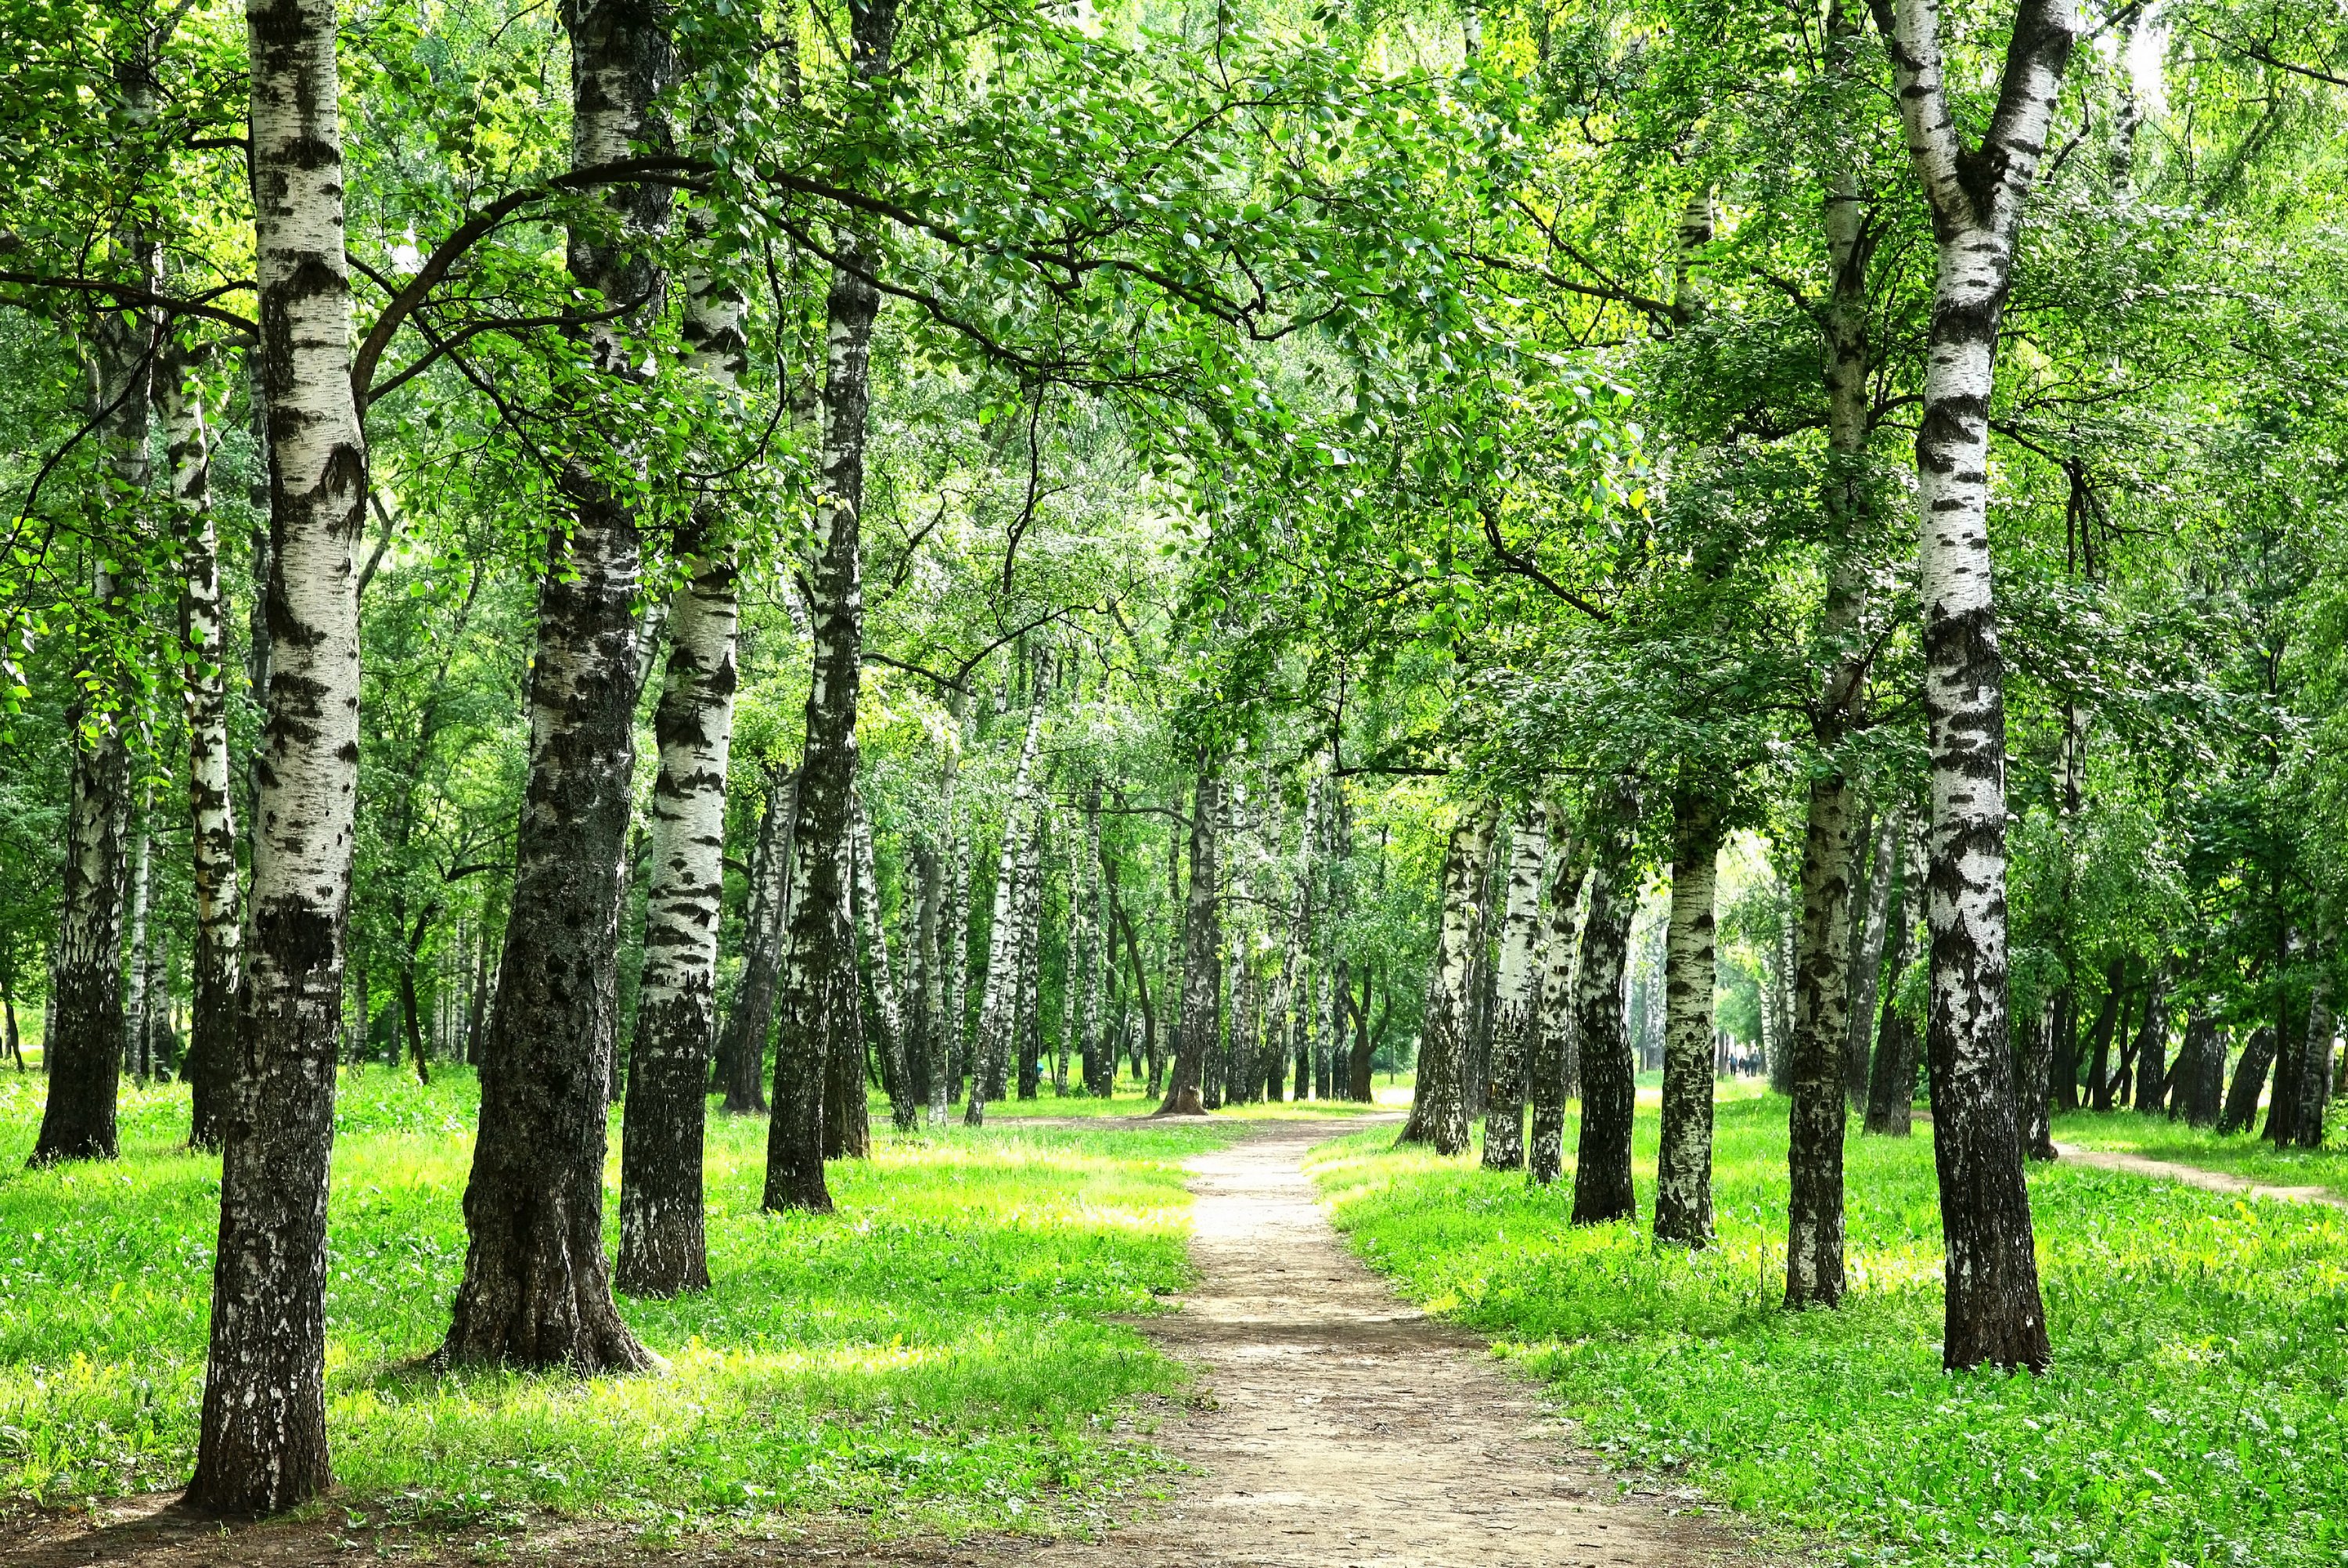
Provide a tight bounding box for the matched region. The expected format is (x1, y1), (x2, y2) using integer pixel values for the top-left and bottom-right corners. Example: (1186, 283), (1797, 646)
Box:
(1010, 1115), (1752, 1568)
(0, 1116), (1754, 1568)
(2053, 1139), (2348, 1210)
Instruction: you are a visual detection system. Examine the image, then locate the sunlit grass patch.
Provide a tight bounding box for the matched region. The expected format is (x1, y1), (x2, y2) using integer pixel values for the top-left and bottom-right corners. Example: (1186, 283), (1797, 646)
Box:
(0, 1067), (1227, 1536)
(1308, 1094), (2348, 1568)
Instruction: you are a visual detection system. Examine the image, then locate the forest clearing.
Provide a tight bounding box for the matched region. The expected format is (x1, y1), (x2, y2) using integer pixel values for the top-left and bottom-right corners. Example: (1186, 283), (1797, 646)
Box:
(3, 0), (2347, 1559)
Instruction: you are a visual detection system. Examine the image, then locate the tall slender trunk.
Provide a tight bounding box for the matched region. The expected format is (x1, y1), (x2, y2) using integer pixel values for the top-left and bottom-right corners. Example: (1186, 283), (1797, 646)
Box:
(1655, 782), (1723, 1246)
(1529, 806), (1587, 1186)
(718, 773), (790, 1113)
(1866, 0), (2072, 1373)
(1398, 801), (1496, 1152)
(185, 0), (369, 1506)
(1784, 764), (1857, 1307)
(159, 344), (242, 1146)
(446, 0), (674, 1368)
(1862, 831), (1919, 1135)
(1569, 782), (1639, 1224)
(614, 450), (742, 1294)
(2014, 1001), (2055, 1160)
(1013, 805), (1046, 1101)
(1482, 807), (1546, 1171)
(1079, 785), (1105, 1095)
(34, 304), (151, 1160)
(2134, 963), (2170, 1116)
(913, 840), (945, 1122)
(1846, 806), (1901, 1106)
(966, 690), (1046, 1124)
(853, 804), (916, 1131)
(2170, 1012), (2217, 1125)
(2085, 960), (2123, 1113)
(1157, 763), (1223, 1116)
(123, 806), (155, 1082)
(2292, 945), (2332, 1149)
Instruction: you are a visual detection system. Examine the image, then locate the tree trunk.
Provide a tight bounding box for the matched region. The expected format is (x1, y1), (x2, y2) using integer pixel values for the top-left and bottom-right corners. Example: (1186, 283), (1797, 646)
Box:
(1784, 759), (1858, 1307)
(852, 804), (916, 1131)
(762, 167), (898, 1197)
(1569, 785), (1639, 1224)
(2085, 960), (2123, 1113)
(2013, 999), (2055, 1160)
(1156, 764), (1223, 1116)
(2293, 951), (2332, 1149)
(1349, 963), (1377, 1102)
(123, 805), (154, 1083)
(1867, 0), (2073, 1372)
(185, 0), (369, 1505)
(1529, 805), (1587, 1186)
(1862, 835), (1918, 1136)
(718, 772), (791, 1114)
(966, 692), (1046, 1124)
(445, 0), (675, 1366)
(2134, 963), (2170, 1116)
(1397, 800), (1496, 1152)
(159, 344), (242, 1148)
(614, 489), (741, 1296)
(1482, 806), (1547, 1171)
(915, 840), (949, 1124)
(1010, 803), (1046, 1102)
(1655, 783), (1722, 1246)
(2219, 1027), (2274, 1135)
(1846, 807), (1901, 1109)
(1078, 785), (1104, 1095)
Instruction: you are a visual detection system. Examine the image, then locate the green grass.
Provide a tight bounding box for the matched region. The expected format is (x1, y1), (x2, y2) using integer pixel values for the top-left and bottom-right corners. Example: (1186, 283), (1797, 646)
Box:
(2053, 1106), (2348, 1199)
(1308, 1094), (2348, 1568)
(0, 1066), (1229, 1537)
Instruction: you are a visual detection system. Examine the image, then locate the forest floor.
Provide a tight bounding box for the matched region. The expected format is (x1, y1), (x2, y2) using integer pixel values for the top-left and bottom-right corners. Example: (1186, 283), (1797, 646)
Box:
(1312, 1097), (2348, 1568)
(2051, 1108), (2348, 1202)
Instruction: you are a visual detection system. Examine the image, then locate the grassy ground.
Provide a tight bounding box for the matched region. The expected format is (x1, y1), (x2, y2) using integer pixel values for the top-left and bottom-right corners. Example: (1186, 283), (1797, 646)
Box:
(2054, 1106), (2348, 1199)
(0, 1066), (1228, 1537)
(1309, 1094), (2348, 1568)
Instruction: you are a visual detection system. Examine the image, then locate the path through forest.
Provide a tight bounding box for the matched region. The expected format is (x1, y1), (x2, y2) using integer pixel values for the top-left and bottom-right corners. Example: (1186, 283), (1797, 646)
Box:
(2051, 1140), (2348, 1210)
(1003, 1115), (1749, 1568)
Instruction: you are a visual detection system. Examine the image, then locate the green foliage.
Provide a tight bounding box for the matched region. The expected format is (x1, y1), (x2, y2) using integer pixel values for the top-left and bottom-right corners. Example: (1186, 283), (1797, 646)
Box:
(0, 1070), (1224, 1534)
(1312, 1097), (2348, 1568)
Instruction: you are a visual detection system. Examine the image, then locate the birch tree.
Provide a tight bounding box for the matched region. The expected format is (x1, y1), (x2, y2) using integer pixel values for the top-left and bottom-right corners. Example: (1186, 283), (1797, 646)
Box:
(1157, 761), (1223, 1117)
(1655, 779), (1723, 1246)
(1529, 804), (1586, 1187)
(1865, 0), (2077, 1370)
(1482, 805), (1547, 1171)
(966, 687), (1046, 1125)
(185, 0), (369, 1505)
(1570, 781), (1640, 1225)
(1398, 800), (1496, 1153)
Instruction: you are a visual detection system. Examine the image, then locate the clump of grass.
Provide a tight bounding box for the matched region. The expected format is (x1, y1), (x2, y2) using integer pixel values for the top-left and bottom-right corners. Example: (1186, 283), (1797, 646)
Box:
(1308, 1095), (2348, 1568)
(0, 1068), (1226, 1537)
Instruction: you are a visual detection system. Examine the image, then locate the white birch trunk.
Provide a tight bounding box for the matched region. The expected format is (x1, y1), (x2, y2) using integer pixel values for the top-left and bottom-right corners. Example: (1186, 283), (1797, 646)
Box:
(1398, 801), (1496, 1153)
(965, 692), (1044, 1124)
(1482, 807), (1547, 1171)
(1529, 804), (1587, 1186)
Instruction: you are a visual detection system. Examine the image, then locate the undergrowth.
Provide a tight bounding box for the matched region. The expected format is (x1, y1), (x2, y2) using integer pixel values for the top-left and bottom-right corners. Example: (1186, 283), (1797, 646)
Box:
(1309, 1095), (2348, 1568)
(0, 1067), (1226, 1537)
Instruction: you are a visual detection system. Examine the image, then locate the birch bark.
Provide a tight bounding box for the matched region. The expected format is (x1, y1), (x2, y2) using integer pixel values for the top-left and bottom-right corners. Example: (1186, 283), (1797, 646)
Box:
(1398, 801), (1496, 1153)
(1156, 763), (1223, 1117)
(1529, 804), (1587, 1187)
(1866, 0), (2074, 1370)
(1845, 806), (1902, 1108)
(185, 0), (369, 1505)
(613, 230), (745, 1293)
(1655, 783), (1723, 1246)
(159, 345), (242, 1149)
(852, 803), (915, 1129)
(1079, 783), (1105, 1095)
(124, 806), (154, 1081)
(965, 689), (1045, 1125)
(1570, 782), (1640, 1225)
(1482, 807), (1547, 1171)
(717, 773), (790, 1113)
(446, 0), (674, 1367)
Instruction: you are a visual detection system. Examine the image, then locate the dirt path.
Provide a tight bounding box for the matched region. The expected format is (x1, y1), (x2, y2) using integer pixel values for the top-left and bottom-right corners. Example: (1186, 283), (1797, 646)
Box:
(2052, 1140), (2348, 1210)
(1, 1116), (1754, 1568)
(1008, 1117), (1749, 1568)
